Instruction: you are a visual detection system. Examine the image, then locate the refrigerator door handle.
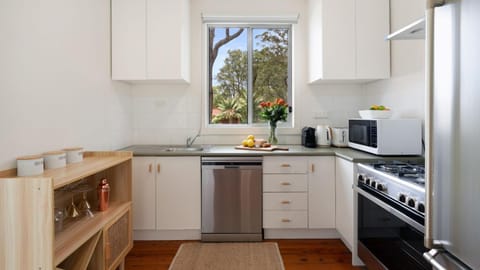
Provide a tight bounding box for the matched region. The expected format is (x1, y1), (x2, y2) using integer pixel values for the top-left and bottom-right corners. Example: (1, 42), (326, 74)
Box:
(424, 249), (472, 270)
(424, 249), (448, 270)
(424, 0), (446, 249)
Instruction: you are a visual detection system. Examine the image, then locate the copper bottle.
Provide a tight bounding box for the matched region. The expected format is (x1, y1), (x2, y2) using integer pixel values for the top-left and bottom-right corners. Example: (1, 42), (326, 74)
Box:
(98, 178), (110, 211)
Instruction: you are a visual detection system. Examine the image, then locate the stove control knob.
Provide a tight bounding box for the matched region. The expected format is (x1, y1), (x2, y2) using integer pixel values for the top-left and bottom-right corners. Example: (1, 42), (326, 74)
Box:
(357, 173), (366, 183)
(365, 177), (371, 186)
(416, 201), (425, 213)
(407, 197), (417, 208)
(398, 193), (407, 203)
(376, 183), (387, 192)
(370, 179), (377, 188)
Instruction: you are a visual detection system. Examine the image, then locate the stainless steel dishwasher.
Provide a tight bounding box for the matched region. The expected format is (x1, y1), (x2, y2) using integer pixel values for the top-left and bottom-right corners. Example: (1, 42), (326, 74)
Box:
(201, 156), (262, 242)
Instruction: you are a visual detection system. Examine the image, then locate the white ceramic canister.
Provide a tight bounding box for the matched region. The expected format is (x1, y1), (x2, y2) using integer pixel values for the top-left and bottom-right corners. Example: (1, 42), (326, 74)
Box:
(16, 155), (44, 176)
(316, 125), (332, 147)
(43, 151), (67, 169)
(63, 147), (84, 164)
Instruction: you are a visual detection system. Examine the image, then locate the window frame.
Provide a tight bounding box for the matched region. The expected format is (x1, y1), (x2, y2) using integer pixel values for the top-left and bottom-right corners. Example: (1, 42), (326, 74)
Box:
(203, 22), (293, 130)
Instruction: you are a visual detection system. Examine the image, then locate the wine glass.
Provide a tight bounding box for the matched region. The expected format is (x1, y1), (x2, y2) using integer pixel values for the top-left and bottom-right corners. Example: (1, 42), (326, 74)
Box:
(78, 189), (94, 218)
(66, 194), (80, 218)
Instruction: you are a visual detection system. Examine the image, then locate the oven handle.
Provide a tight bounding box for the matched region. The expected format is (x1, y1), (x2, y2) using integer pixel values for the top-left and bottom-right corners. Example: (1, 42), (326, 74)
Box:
(355, 187), (425, 233)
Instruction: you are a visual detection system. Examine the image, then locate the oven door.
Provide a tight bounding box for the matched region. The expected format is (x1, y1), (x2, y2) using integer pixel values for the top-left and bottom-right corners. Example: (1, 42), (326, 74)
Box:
(356, 186), (430, 270)
(348, 119), (377, 147)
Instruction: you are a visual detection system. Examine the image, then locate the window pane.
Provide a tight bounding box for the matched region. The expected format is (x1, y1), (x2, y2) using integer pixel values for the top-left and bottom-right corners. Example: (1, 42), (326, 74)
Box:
(208, 27), (247, 124)
(252, 28), (289, 123)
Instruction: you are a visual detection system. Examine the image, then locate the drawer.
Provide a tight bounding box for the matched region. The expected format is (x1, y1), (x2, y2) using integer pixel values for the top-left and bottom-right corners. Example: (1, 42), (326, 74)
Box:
(263, 193), (307, 210)
(263, 156), (308, 174)
(263, 174), (308, 192)
(263, 210), (308, 228)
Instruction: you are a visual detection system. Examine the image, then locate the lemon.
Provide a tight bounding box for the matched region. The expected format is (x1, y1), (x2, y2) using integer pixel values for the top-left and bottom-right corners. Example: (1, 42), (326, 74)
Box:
(242, 139), (249, 147)
(247, 139), (255, 148)
(247, 134), (255, 140)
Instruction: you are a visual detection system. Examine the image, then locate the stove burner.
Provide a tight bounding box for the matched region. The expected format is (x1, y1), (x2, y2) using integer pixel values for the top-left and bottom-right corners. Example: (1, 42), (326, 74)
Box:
(372, 162), (425, 185)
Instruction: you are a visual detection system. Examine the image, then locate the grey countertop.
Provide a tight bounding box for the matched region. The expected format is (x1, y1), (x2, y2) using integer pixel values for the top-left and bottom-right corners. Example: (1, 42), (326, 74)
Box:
(120, 144), (424, 163)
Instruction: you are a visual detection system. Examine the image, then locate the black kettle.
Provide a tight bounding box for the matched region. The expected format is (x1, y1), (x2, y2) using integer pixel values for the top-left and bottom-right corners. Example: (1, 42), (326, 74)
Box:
(301, 127), (317, 148)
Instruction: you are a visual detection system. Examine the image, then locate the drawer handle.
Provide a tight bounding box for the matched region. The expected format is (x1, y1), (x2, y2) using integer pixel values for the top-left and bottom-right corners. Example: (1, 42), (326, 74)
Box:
(157, 164), (161, 173)
(280, 182), (292, 186)
(280, 164), (291, 167)
(281, 218), (291, 223)
(148, 164), (152, 173)
(281, 200), (292, 204)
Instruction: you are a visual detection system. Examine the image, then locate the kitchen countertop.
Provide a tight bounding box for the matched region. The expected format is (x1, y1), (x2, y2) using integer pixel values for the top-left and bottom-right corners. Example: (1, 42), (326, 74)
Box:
(120, 144), (424, 163)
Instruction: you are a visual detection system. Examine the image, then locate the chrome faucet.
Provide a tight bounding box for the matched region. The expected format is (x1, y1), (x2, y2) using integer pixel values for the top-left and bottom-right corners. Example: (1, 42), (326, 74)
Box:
(186, 129), (201, 148)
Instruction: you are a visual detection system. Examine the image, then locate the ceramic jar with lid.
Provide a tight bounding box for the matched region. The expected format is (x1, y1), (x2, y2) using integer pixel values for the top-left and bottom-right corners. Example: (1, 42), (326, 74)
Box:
(43, 151), (67, 169)
(16, 155), (44, 176)
(63, 147), (84, 164)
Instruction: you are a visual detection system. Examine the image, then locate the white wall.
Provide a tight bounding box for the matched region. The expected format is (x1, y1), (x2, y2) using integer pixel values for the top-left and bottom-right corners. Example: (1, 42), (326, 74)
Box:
(131, 0), (368, 145)
(0, 0), (133, 170)
(364, 0), (425, 120)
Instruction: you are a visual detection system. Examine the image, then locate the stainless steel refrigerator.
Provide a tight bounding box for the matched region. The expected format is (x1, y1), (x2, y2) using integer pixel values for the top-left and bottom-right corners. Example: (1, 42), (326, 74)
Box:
(424, 0), (480, 269)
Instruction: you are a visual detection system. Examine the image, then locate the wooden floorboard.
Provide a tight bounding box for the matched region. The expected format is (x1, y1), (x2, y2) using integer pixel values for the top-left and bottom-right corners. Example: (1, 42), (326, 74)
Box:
(125, 239), (364, 270)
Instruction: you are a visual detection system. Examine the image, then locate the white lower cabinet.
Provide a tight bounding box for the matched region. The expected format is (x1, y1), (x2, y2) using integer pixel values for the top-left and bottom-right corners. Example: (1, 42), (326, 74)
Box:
(308, 156), (335, 229)
(132, 156), (201, 232)
(132, 157), (157, 230)
(263, 211), (308, 228)
(335, 157), (355, 249)
(263, 156), (335, 230)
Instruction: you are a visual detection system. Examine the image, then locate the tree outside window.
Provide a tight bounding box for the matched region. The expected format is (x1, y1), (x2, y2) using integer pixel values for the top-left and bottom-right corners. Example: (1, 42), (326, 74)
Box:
(208, 25), (291, 125)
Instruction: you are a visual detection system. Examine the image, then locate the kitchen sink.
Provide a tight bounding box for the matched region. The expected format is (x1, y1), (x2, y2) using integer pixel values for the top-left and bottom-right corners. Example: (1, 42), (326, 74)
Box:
(163, 146), (204, 152)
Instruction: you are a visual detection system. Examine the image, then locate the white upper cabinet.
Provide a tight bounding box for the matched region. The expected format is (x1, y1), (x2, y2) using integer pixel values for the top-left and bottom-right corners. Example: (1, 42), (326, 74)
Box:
(308, 0), (390, 82)
(112, 0), (190, 83)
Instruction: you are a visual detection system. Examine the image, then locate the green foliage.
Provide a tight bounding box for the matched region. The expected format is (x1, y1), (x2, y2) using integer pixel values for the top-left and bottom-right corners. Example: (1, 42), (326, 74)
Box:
(211, 96), (247, 124)
(210, 27), (289, 124)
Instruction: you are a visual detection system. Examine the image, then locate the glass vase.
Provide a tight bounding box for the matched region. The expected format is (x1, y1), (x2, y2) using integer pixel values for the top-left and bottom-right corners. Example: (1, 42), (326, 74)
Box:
(268, 121), (278, 145)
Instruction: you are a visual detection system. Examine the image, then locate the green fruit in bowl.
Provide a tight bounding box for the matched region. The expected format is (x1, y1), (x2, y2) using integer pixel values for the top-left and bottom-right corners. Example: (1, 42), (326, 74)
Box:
(370, 104), (389, 110)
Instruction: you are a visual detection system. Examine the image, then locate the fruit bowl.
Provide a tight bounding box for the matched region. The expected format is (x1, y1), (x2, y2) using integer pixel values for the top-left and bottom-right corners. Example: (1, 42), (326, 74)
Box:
(358, 110), (392, 119)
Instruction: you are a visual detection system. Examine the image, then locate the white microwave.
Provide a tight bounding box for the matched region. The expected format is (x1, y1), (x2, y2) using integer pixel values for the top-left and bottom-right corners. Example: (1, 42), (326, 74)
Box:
(348, 119), (422, 155)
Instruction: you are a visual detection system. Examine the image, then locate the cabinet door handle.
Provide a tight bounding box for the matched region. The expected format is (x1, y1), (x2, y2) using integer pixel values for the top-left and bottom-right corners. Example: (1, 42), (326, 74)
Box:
(311, 164), (315, 173)
(281, 218), (291, 223)
(280, 182), (291, 186)
(157, 164), (161, 173)
(148, 164), (152, 173)
(281, 200), (292, 204)
(280, 163), (291, 168)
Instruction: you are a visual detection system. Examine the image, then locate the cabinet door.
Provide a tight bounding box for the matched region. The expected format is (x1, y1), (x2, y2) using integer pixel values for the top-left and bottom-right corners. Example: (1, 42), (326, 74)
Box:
(111, 0), (146, 80)
(147, 0), (189, 82)
(308, 156), (335, 228)
(308, 0), (389, 81)
(355, 0), (390, 79)
(156, 156), (201, 230)
(105, 208), (132, 270)
(335, 157), (354, 249)
(308, 0), (355, 81)
(132, 157), (156, 230)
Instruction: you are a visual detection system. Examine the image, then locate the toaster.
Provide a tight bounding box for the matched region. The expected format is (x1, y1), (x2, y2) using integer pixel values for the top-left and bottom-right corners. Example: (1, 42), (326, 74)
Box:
(301, 127), (317, 148)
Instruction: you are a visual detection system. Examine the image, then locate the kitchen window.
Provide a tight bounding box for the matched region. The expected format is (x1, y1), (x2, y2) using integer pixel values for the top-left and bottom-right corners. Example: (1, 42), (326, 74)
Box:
(206, 24), (292, 126)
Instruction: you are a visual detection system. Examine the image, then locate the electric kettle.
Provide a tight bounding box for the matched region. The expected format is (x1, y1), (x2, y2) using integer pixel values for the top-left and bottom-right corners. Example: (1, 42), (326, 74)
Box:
(316, 125), (332, 147)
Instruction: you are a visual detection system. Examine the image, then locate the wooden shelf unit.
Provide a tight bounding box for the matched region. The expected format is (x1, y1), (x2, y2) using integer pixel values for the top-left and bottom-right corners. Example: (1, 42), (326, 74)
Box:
(0, 151), (133, 270)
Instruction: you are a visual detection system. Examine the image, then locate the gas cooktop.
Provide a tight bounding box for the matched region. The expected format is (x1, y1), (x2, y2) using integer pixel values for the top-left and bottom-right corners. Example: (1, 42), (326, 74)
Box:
(357, 160), (426, 214)
(372, 161), (425, 185)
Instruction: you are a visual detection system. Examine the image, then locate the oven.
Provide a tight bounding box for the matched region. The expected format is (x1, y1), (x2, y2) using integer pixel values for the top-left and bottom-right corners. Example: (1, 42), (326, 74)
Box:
(355, 162), (430, 270)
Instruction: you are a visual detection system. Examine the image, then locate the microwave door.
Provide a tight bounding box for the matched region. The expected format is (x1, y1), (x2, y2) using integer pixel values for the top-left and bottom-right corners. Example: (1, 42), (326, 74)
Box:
(350, 124), (369, 145)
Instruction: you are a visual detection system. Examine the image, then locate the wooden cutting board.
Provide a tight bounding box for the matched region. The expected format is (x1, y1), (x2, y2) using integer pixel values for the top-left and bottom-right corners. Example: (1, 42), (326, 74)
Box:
(234, 145), (289, 151)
